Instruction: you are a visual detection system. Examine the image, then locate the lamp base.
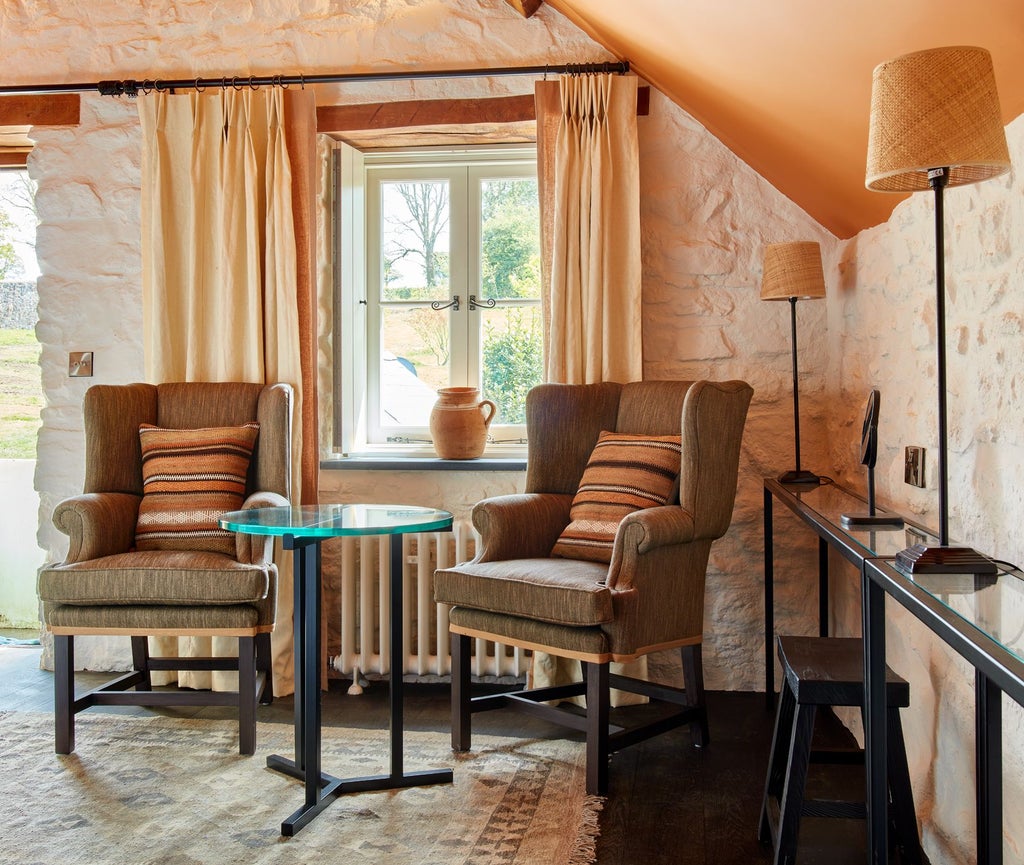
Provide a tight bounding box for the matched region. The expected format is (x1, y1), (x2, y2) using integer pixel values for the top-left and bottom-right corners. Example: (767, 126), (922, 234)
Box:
(840, 513), (904, 529)
(894, 543), (997, 576)
(778, 469), (821, 485)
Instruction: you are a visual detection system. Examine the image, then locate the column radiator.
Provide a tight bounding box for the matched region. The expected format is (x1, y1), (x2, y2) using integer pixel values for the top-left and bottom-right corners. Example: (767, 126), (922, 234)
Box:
(328, 519), (530, 689)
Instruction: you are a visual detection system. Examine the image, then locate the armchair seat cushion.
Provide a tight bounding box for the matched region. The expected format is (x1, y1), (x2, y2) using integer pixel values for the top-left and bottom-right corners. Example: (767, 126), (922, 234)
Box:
(38, 550), (270, 607)
(434, 557), (612, 627)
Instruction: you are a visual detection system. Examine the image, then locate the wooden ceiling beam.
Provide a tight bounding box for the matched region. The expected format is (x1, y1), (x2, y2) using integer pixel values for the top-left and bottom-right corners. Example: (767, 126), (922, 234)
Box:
(317, 87), (650, 133)
(504, 0), (543, 18)
(0, 93), (80, 127)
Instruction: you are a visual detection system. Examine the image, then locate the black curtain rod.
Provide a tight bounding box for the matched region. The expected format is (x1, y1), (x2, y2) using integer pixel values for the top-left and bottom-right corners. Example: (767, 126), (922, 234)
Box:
(0, 61), (630, 98)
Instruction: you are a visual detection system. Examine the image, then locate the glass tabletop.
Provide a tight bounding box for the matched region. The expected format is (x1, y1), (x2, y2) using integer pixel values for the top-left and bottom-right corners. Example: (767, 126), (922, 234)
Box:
(220, 504), (454, 538)
(768, 477), (941, 560)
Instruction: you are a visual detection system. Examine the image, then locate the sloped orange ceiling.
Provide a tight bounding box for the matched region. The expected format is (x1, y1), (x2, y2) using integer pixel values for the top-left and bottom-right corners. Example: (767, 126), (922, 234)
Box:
(545, 0), (1024, 238)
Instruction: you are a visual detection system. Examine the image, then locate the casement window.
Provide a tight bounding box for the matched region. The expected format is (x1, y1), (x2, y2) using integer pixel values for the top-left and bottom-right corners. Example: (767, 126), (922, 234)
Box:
(335, 145), (541, 457)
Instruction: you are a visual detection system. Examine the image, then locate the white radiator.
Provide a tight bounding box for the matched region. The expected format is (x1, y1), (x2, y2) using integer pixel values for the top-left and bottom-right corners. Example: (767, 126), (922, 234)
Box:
(328, 519), (530, 687)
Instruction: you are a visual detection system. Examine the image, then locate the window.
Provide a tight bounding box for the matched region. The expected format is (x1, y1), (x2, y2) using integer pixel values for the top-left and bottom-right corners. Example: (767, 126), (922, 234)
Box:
(336, 145), (541, 457)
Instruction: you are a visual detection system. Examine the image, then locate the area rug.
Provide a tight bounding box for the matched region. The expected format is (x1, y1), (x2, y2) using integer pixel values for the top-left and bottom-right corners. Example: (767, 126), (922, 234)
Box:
(0, 711), (602, 865)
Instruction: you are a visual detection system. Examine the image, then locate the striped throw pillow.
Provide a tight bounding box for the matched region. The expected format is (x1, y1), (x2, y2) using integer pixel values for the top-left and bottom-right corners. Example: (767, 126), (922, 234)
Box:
(135, 422), (259, 555)
(551, 431), (682, 563)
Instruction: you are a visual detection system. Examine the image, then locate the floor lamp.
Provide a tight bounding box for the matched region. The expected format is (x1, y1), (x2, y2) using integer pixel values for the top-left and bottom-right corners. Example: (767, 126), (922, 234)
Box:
(761, 241), (826, 485)
(866, 46), (1010, 575)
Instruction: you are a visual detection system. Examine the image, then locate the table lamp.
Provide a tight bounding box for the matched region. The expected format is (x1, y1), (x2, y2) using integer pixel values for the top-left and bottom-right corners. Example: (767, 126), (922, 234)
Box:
(761, 241), (826, 485)
(866, 46), (1009, 575)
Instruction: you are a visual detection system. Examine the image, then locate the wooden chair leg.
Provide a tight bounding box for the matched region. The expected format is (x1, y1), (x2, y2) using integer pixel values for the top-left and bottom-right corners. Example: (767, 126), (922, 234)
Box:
(774, 703), (816, 865)
(585, 660), (610, 796)
(256, 632), (274, 705)
(681, 643), (709, 747)
(237, 636), (256, 756)
(887, 706), (923, 865)
(130, 635), (152, 690)
(451, 632), (472, 752)
(759, 677), (797, 845)
(53, 634), (75, 755)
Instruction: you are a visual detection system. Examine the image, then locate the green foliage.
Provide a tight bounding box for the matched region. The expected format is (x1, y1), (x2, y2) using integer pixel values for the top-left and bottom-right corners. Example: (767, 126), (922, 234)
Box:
(480, 179), (539, 301)
(482, 309), (543, 425)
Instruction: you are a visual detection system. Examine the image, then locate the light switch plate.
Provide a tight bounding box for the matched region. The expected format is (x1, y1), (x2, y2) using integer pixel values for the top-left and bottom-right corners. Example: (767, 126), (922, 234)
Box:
(69, 351), (93, 377)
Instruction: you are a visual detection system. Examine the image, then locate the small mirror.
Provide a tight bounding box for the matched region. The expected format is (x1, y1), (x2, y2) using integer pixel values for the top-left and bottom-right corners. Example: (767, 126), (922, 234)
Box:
(859, 389), (880, 469)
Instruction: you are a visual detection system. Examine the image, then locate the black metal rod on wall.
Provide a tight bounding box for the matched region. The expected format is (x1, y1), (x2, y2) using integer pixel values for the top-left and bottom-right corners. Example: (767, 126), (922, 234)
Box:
(0, 61), (630, 97)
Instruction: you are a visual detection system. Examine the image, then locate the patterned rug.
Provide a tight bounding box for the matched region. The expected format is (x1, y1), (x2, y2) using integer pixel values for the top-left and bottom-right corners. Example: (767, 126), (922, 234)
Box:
(0, 711), (602, 865)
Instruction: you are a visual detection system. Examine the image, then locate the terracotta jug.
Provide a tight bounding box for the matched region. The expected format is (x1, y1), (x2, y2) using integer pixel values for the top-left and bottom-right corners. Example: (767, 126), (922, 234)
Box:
(429, 387), (496, 459)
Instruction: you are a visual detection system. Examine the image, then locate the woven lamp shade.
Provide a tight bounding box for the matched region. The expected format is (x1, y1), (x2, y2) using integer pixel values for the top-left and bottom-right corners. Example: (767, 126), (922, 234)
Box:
(866, 46), (1011, 192)
(760, 242), (826, 301)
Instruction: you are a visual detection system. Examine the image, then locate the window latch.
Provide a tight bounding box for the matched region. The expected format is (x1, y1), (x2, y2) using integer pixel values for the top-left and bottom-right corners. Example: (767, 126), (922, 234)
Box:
(430, 295), (460, 311)
(469, 294), (497, 311)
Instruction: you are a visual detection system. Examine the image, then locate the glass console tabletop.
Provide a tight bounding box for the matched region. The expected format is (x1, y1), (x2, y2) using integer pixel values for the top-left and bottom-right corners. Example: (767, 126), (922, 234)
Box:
(220, 503), (453, 538)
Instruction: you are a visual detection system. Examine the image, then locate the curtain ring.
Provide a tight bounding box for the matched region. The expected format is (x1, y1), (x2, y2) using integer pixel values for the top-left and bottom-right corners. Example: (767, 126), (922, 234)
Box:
(231, 76), (244, 91)
(141, 80), (154, 96)
(249, 76), (258, 91)
(221, 77), (228, 91)
(299, 73), (305, 90)
(279, 75), (289, 90)
(194, 77), (205, 93)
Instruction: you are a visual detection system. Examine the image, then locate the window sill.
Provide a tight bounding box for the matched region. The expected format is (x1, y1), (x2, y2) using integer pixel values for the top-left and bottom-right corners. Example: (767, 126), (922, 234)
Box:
(321, 456), (527, 472)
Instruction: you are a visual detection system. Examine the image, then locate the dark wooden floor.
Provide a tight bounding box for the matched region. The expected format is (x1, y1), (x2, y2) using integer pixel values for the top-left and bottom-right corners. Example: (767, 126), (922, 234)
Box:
(0, 634), (881, 864)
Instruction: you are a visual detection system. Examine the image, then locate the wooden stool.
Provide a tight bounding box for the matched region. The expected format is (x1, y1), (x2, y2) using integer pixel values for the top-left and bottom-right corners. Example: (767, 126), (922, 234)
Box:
(758, 636), (923, 865)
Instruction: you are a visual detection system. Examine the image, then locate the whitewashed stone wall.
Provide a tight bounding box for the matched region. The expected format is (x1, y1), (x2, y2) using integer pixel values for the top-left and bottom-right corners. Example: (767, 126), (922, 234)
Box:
(826, 116), (1024, 864)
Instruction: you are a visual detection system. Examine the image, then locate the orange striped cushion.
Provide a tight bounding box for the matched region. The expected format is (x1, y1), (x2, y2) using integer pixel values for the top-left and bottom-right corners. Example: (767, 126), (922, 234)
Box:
(135, 422), (259, 555)
(551, 431), (682, 563)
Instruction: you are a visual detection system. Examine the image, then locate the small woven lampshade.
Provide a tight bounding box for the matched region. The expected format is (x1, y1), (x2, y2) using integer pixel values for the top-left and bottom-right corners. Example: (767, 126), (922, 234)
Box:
(761, 242), (826, 301)
(866, 46), (1011, 192)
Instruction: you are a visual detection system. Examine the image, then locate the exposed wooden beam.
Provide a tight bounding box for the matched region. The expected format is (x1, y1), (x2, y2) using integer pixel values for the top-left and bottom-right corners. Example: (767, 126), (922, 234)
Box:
(504, 0), (543, 18)
(317, 87), (650, 133)
(0, 151), (29, 167)
(0, 93), (80, 127)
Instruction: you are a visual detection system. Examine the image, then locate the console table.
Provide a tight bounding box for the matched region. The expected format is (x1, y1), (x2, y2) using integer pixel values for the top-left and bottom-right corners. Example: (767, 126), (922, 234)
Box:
(763, 477), (1024, 864)
(221, 504), (454, 836)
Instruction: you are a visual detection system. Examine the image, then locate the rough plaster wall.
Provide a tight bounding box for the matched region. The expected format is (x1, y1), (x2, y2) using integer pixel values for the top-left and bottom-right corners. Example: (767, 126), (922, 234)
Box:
(826, 115), (1024, 864)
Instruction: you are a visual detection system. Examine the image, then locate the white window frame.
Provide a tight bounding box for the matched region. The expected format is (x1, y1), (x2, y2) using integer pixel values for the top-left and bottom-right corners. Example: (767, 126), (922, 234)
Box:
(334, 143), (539, 459)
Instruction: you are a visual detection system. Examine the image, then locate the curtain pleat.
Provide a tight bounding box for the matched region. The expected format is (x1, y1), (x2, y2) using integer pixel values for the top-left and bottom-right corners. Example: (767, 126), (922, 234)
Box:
(533, 74), (647, 704)
(138, 87), (317, 696)
(536, 74), (643, 386)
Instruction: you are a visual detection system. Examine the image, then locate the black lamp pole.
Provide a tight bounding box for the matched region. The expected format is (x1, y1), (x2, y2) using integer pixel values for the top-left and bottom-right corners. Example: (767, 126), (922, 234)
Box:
(779, 297), (819, 485)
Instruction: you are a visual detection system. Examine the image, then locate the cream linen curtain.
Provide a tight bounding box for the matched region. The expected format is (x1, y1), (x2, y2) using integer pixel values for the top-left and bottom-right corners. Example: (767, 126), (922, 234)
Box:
(534, 73), (646, 703)
(536, 73), (643, 384)
(138, 87), (318, 696)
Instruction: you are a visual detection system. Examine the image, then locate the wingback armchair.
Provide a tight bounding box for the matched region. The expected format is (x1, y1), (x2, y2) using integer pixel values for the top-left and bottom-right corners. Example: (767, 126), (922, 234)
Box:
(37, 381), (292, 755)
(434, 379), (752, 794)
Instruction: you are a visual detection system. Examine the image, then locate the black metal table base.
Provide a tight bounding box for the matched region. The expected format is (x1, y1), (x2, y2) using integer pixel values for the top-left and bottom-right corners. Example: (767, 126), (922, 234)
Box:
(267, 754), (453, 836)
(277, 530), (453, 836)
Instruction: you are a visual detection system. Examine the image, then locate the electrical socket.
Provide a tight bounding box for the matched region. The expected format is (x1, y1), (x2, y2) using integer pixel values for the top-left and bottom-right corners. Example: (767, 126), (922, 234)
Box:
(68, 351), (94, 377)
(904, 446), (925, 488)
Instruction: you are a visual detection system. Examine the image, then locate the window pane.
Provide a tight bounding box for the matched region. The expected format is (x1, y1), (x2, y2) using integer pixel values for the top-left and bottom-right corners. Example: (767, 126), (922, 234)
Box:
(480, 178), (540, 301)
(380, 180), (450, 303)
(379, 306), (448, 428)
(480, 305), (542, 426)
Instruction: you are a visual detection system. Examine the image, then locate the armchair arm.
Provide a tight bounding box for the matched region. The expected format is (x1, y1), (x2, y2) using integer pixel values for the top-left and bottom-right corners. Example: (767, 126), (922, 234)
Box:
(52, 492), (140, 563)
(235, 491), (291, 565)
(603, 505), (707, 656)
(471, 493), (573, 563)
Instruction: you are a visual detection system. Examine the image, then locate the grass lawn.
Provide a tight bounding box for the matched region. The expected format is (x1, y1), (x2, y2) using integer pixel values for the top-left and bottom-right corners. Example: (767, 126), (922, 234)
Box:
(0, 328), (42, 459)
